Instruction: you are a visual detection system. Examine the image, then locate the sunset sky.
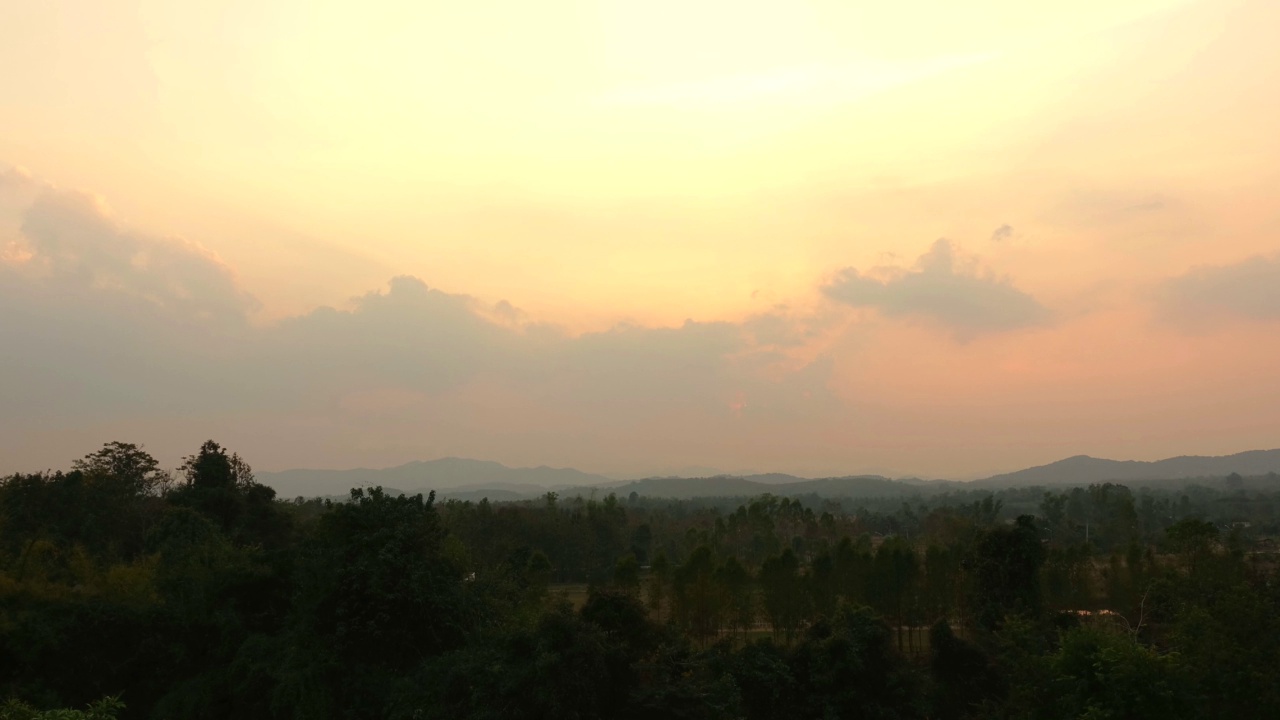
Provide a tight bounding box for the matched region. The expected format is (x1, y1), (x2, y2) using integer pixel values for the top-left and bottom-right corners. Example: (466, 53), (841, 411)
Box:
(3, 0), (1278, 479)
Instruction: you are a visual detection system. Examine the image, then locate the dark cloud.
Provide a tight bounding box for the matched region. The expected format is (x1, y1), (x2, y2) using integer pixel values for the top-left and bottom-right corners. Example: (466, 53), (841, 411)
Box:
(990, 223), (1013, 242)
(1158, 254), (1280, 326)
(822, 239), (1049, 338)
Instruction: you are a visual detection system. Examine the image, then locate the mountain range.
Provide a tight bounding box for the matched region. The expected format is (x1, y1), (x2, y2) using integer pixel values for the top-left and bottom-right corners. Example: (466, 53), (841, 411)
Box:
(257, 449), (1280, 501)
(969, 450), (1280, 488)
(260, 457), (615, 499)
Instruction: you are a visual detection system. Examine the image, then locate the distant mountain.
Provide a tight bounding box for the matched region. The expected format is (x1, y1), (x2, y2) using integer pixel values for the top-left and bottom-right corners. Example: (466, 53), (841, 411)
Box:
(971, 449), (1280, 488)
(596, 474), (928, 501)
(259, 448), (1280, 502)
(740, 473), (809, 485)
(258, 457), (613, 499)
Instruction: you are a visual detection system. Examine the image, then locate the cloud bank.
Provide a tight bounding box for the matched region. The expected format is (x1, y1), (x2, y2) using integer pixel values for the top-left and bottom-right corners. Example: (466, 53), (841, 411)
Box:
(5, 166), (1278, 478)
(0, 169), (844, 473)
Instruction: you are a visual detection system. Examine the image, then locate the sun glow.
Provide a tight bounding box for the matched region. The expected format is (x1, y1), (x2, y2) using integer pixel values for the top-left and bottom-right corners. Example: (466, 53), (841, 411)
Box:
(0, 0), (1224, 330)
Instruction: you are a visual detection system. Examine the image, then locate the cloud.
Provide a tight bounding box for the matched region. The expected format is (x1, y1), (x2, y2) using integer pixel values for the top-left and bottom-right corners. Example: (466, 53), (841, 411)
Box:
(0, 175), (264, 418)
(259, 277), (780, 420)
(1158, 254), (1280, 327)
(5, 166), (1279, 480)
(16, 188), (259, 325)
(261, 276), (513, 393)
(822, 239), (1050, 338)
(0, 169), (843, 474)
(990, 223), (1013, 242)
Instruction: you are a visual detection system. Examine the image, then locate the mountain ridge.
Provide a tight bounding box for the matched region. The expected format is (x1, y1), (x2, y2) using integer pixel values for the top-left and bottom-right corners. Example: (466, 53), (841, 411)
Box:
(970, 449), (1280, 488)
(257, 448), (1280, 500)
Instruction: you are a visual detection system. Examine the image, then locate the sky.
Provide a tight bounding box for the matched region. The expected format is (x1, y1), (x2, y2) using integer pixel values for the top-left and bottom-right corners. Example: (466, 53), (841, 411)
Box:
(2, 0), (1279, 479)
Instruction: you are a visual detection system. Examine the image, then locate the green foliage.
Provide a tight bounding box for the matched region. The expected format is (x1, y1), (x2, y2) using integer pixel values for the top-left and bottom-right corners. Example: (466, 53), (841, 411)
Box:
(672, 545), (722, 644)
(715, 555), (755, 635)
(290, 487), (466, 669)
(759, 549), (806, 642)
(790, 605), (925, 719)
(415, 596), (661, 720)
(929, 620), (1002, 720)
(1048, 628), (1191, 720)
(73, 443), (165, 497)
(166, 440), (288, 547)
(969, 515), (1046, 630)
(647, 550), (670, 615)
(3, 443), (1279, 719)
(0, 697), (123, 720)
(1163, 518), (1219, 571)
(613, 553), (641, 593)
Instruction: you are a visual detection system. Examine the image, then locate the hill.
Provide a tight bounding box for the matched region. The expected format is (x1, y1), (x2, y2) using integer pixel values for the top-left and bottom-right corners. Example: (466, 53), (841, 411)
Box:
(258, 457), (613, 499)
(258, 449), (1280, 501)
(971, 449), (1280, 488)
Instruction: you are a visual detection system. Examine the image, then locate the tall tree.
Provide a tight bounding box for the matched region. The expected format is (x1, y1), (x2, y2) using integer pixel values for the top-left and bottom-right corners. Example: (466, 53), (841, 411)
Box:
(715, 555), (755, 637)
(969, 515), (1045, 630)
(73, 442), (165, 496)
(672, 546), (723, 645)
(760, 549), (807, 643)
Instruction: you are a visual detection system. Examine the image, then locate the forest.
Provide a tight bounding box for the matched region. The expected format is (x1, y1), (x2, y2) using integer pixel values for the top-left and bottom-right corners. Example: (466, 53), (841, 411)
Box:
(2, 440), (1279, 719)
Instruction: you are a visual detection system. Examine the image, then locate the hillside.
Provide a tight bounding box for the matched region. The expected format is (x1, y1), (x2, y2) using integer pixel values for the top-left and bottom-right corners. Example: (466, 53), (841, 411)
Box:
(972, 449), (1280, 488)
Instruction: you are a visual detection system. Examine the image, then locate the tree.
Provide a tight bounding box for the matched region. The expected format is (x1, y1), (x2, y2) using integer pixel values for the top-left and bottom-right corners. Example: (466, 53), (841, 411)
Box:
(923, 544), (960, 625)
(417, 599), (644, 720)
(630, 523), (653, 564)
(167, 441), (285, 546)
(648, 551), (670, 619)
(526, 549), (553, 595)
(929, 620), (1002, 719)
(672, 546), (723, 644)
(1048, 627), (1192, 720)
(808, 550), (837, 619)
(832, 534), (872, 606)
(870, 537), (919, 650)
(613, 553), (641, 594)
(287, 488), (467, 672)
(180, 440), (252, 491)
(580, 587), (658, 660)
(716, 555), (755, 636)
(790, 605), (924, 719)
(969, 515), (1045, 630)
(1164, 518), (1218, 572)
(760, 549), (807, 642)
(73, 442), (165, 496)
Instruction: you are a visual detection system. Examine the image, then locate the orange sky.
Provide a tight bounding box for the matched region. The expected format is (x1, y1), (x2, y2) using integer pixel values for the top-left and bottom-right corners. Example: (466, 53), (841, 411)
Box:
(2, 0), (1278, 478)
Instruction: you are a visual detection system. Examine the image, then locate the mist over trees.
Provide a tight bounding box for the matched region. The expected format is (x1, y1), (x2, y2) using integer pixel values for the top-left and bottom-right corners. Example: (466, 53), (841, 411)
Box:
(2, 441), (1279, 719)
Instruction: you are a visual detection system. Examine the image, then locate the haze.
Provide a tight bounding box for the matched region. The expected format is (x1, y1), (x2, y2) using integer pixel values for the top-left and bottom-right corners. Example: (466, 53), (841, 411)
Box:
(2, 0), (1278, 478)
